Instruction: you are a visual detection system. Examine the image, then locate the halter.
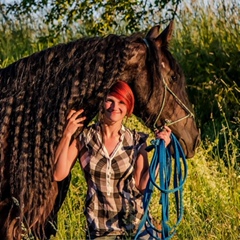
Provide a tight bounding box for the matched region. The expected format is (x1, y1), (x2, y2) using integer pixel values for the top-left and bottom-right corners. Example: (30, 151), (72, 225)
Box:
(153, 75), (195, 130)
(142, 38), (194, 131)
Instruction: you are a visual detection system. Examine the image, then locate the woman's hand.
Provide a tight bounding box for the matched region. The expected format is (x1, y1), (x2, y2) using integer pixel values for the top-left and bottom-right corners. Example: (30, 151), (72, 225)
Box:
(63, 109), (86, 137)
(155, 126), (172, 147)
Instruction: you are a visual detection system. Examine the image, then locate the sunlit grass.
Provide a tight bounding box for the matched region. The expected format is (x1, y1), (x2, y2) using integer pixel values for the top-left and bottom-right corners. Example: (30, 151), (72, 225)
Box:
(56, 166), (87, 240)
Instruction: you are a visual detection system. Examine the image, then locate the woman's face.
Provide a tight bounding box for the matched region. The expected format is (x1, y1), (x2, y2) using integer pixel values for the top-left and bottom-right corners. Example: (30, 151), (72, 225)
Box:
(103, 94), (128, 124)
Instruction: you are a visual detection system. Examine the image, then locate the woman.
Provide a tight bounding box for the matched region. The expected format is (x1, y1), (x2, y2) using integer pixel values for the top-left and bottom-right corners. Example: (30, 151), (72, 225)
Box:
(54, 81), (171, 239)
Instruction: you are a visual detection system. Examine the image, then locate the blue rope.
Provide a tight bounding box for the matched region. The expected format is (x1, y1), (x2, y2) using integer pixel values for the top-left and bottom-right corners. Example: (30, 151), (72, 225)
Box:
(134, 133), (188, 240)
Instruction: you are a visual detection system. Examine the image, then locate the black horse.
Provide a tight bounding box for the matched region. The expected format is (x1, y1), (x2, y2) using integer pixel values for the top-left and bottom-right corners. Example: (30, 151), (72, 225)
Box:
(0, 21), (200, 239)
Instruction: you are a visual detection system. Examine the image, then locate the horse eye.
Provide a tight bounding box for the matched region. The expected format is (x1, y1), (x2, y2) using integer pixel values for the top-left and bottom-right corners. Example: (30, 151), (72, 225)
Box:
(171, 75), (177, 81)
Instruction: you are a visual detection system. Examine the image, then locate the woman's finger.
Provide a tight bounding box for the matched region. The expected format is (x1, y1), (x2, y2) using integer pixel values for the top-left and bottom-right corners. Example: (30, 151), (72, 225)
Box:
(163, 126), (171, 133)
(75, 116), (86, 124)
(67, 110), (77, 120)
(70, 109), (84, 121)
(155, 126), (172, 147)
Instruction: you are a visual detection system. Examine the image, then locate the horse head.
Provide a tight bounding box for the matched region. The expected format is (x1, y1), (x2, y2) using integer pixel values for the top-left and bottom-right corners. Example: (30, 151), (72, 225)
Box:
(120, 21), (200, 158)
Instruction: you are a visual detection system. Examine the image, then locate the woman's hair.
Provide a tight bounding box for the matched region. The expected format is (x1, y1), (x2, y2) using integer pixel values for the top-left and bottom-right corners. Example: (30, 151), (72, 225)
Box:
(108, 81), (135, 116)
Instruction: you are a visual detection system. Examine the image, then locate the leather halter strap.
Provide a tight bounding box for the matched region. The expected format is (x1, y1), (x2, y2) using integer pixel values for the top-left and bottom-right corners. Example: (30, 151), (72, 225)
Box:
(143, 38), (194, 131)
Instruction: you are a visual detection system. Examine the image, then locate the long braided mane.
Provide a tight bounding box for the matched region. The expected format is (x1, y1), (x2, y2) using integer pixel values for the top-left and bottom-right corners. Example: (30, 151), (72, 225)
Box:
(0, 32), (143, 238)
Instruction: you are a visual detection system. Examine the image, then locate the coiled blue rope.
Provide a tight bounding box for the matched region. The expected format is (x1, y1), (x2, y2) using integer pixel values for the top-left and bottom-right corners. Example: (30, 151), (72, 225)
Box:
(134, 133), (188, 240)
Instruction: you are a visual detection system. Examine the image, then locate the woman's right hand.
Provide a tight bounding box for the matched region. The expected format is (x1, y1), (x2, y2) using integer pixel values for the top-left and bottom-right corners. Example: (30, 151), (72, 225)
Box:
(155, 126), (172, 147)
(63, 109), (86, 136)
(54, 109), (86, 181)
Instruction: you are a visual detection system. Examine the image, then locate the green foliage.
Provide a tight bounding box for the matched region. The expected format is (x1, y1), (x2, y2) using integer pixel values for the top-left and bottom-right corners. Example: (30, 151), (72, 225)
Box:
(173, 0), (240, 125)
(0, 17), (33, 63)
(172, 0), (240, 162)
(3, 0), (182, 37)
(177, 145), (240, 239)
(56, 166), (87, 239)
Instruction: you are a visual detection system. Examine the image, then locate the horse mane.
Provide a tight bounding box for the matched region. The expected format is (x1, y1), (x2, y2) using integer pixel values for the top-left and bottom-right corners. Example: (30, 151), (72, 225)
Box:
(0, 32), (145, 238)
(143, 37), (162, 101)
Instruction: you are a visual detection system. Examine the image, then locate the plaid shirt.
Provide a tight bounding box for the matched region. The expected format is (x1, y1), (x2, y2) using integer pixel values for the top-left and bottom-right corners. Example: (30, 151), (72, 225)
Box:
(79, 122), (148, 238)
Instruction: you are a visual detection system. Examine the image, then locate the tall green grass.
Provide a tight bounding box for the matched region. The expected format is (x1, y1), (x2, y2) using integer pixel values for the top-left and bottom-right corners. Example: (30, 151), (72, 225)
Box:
(0, 0), (239, 239)
(55, 166), (87, 240)
(173, 0), (240, 143)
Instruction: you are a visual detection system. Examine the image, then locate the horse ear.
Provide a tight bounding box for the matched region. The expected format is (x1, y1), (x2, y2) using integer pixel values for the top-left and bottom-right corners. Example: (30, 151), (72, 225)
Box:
(155, 20), (174, 48)
(146, 25), (160, 39)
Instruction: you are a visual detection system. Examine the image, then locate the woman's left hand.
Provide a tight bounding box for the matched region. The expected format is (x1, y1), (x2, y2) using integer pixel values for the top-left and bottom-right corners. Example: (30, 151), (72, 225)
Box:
(155, 126), (172, 147)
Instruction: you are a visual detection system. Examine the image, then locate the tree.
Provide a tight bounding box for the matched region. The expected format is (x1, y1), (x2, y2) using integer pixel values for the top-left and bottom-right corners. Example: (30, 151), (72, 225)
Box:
(2, 0), (182, 36)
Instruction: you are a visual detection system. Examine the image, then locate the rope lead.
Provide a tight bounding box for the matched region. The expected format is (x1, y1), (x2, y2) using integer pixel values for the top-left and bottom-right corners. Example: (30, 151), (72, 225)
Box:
(134, 133), (188, 240)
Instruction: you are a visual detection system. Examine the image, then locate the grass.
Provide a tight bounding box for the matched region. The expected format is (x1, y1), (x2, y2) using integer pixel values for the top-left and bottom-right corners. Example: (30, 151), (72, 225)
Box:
(56, 166), (87, 240)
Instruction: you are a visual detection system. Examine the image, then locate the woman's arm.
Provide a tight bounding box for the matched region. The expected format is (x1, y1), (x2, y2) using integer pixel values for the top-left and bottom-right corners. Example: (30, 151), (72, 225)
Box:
(134, 126), (172, 193)
(134, 142), (150, 193)
(53, 109), (86, 181)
